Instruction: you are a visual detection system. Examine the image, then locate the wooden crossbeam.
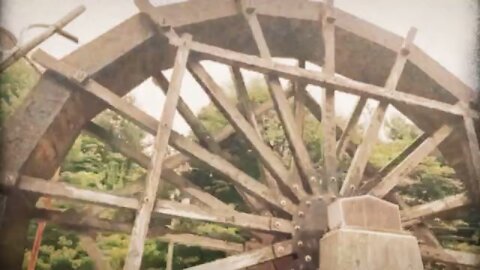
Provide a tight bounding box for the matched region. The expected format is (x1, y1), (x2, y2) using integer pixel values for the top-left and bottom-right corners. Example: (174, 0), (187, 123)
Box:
(230, 66), (283, 198)
(185, 240), (292, 270)
(358, 133), (428, 194)
(401, 193), (471, 222)
(160, 234), (244, 253)
(420, 245), (480, 267)
(321, 0), (338, 194)
(340, 27), (417, 196)
(188, 60), (306, 200)
(336, 97), (367, 158)
(237, 4), (322, 195)
(369, 124), (454, 198)
(463, 116), (480, 200)
(32, 50), (296, 215)
(165, 35), (477, 118)
(16, 175), (292, 234)
(84, 122), (232, 211)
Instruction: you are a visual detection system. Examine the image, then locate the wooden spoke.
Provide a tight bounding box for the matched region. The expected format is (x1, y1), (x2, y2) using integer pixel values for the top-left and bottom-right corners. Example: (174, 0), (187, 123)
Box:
(79, 234), (112, 270)
(401, 193), (471, 222)
(123, 35), (191, 270)
(188, 60), (307, 200)
(238, 4), (322, 195)
(16, 175), (292, 234)
(31, 50), (296, 214)
(153, 70), (267, 214)
(185, 240), (293, 270)
(340, 27), (417, 196)
(358, 133), (428, 194)
(420, 245), (480, 267)
(230, 66), (284, 198)
(336, 97), (367, 158)
(165, 36), (477, 118)
(84, 122), (232, 211)
(154, 200), (292, 233)
(369, 124), (454, 198)
(321, 0), (338, 194)
(463, 116), (480, 200)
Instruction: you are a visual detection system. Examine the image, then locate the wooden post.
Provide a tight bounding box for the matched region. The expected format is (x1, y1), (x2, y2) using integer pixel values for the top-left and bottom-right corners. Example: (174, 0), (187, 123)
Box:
(320, 0), (338, 194)
(166, 241), (174, 270)
(122, 34), (191, 270)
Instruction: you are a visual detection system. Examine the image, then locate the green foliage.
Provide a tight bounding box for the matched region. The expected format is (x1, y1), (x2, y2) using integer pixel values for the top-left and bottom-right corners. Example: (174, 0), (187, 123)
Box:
(0, 59), (39, 123)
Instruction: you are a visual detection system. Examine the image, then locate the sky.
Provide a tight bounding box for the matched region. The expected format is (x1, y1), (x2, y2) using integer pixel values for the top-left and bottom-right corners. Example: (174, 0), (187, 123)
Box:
(1, 0), (478, 135)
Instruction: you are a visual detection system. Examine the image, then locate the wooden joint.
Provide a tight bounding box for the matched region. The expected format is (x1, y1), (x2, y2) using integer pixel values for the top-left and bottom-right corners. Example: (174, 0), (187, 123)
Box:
(322, 0), (336, 24)
(399, 27), (418, 56)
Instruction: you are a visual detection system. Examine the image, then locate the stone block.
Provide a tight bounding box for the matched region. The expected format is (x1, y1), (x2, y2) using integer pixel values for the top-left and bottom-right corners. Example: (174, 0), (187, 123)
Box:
(328, 195), (402, 231)
(319, 228), (424, 270)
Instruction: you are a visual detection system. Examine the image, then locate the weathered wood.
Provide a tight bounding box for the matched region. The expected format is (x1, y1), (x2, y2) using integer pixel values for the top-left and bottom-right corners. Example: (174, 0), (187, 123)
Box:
(358, 133), (428, 194)
(166, 35), (477, 118)
(420, 245), (480, 267)
(336, 97), (367, 157)
(321, 0), (338, 194)
(166, 241), (174, 270)
(401, 193), (471, 222)
(237, 7), (322, 195)
(123, 35), (191, 270)
(369, 124), (454, 198)
(0, 6), (85, 72)
(15, 175), (293, 234)
(230, 66), (283, 199)
(32, 50), (295, 215)
(340, 27), (417, 196)
(185, 240), (292, 270)
(188, 60), (305, 200)
(463, 116), (480, 199)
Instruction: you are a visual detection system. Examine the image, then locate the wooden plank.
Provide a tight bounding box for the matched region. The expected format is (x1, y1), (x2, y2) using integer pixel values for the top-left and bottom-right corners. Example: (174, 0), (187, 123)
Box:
(358, 133), (428, 194)
(188, 60), (305, 200)
(79, 234), (112, 270)
(237, 6), (322, 195)
(321, 0), (338, 194)
(165, 36), (477, 118)
(185, 240), (292, 270)
(123, 35), (191, 270)
(401, 193), (471, 222)
(84, 122), (232, 211)
(31, 50), (295, 215)
(16, 175), (293, 234)
(420, 245), (480, 267)
(369, 124), (454, 198)
(463, 116), (480, 199)
(230, 66), (283, 198)
(154, 200), (292, 233)
(340, 27), (417, 196)
(160, 234), (244, 253)
(336, 97), (367, 157)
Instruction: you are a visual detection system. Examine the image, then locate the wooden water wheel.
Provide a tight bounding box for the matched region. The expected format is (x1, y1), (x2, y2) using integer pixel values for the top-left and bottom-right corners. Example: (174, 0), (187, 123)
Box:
(1, 0), (479, 269)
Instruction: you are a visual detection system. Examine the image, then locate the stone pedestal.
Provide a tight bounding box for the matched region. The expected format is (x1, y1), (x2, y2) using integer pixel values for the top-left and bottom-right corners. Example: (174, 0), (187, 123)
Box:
(319, 195), (424, 270)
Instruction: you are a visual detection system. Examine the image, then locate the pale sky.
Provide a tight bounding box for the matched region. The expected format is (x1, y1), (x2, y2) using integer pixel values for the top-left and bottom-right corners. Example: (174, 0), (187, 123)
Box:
(1, 0), (478, 135)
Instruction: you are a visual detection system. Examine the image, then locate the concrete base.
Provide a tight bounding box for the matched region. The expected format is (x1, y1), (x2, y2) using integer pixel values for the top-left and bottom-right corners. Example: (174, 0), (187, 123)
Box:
(319, 228), (424, 270)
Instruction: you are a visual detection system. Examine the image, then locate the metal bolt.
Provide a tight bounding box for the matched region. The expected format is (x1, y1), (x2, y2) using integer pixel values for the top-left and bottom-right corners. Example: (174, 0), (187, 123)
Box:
(305, 255), (312, 262)
(330, 177), (336, 182)
(293, 184), (299, 190)
(305, 200), (311, 207)
(298, 211), (305, 217)
(274, 222), (280, 228)
(280, 200), (287, 206)
(294, 225), (301, 231)
(277, 245), (285, 253)
(297, 241), (304, 247)
(309, 176), (316, 182)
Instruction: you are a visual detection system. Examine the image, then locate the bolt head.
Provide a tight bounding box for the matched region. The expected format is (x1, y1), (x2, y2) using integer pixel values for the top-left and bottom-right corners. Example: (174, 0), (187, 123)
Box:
(305, 255), (312, 262)
(293, 184), (299, 190)
(305, 200), (311, 206)
(297, 241), (304, 247)
(309, 176), (316, 182)
(280, 200), (286, 206)
(294, 225), (301, 231)
(274, 222), (280, 228)
(277, 245), (285, 253)
(298, 211), (305, 217)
